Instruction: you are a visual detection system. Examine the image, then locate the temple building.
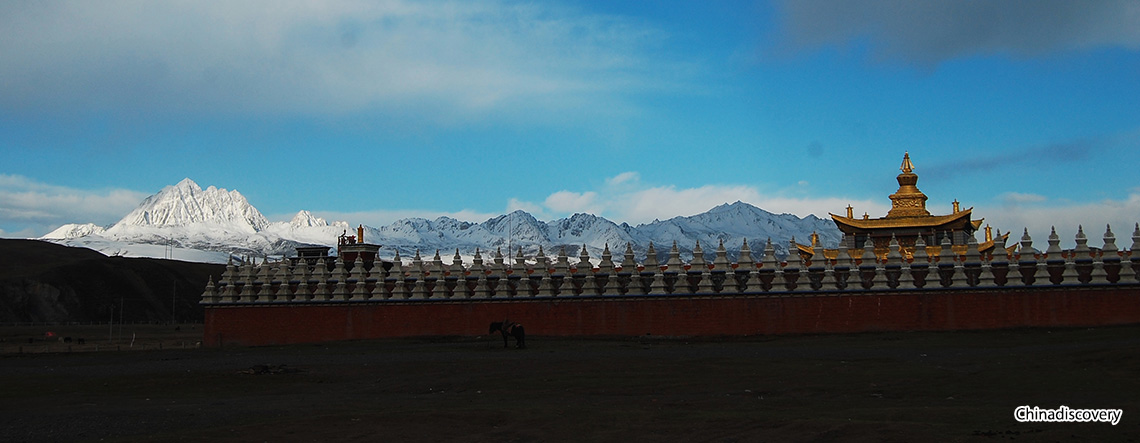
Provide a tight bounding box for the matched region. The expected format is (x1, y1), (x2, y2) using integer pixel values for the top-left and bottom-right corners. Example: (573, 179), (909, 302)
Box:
(807, 153), (1006, 260)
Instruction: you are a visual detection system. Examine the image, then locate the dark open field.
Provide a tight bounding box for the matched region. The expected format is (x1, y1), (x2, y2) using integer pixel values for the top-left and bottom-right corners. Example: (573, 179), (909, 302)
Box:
(2, 324), (1138, 442)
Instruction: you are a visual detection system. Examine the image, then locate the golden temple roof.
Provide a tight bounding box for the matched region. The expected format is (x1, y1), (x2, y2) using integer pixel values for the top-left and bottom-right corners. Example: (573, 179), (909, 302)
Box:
(830, 209), (974, 231)
(831, 152), (974, 234)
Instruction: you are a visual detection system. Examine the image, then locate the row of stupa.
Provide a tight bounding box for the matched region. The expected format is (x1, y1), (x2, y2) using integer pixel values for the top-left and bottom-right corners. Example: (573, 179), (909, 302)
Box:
(200, 223), (1140, 303)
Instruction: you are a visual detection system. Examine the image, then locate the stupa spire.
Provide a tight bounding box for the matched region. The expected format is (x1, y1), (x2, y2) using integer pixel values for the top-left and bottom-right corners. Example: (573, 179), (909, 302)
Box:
(900, 151), (915, 173)
(887, 152), (930, 218)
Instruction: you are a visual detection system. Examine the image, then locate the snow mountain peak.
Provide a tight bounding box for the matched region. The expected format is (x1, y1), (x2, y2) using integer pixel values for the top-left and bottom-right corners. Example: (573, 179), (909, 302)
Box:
(173, 177), (200, 191)
(41, 223), (105, 240)
(290, 210), (328, 228)
(109, 178), (270, 232)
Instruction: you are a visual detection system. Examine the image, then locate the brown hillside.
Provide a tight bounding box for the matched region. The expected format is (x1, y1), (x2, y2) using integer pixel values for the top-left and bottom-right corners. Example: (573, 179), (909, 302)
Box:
(0, 239), (222, 323)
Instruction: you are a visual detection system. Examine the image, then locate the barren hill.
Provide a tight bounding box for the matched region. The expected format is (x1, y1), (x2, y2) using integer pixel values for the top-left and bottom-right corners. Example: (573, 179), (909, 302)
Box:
(0, 239), (221, 323)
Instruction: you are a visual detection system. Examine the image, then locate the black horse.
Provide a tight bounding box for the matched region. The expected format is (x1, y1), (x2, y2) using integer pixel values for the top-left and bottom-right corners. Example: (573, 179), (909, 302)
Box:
(489, 320), (526, 349)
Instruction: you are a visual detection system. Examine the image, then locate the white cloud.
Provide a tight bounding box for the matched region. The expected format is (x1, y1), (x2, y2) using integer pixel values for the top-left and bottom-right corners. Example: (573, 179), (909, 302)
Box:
(511, 171), (887, 225)
(778, 0), (1140, 66)
(605, 171), (640, 187)
(0, 0), (684, 123)
(0, 175), (148, 237)
(980, 193), (1140, 249)
(544, 191), (601, 214)
(999, 192), (1048, 204)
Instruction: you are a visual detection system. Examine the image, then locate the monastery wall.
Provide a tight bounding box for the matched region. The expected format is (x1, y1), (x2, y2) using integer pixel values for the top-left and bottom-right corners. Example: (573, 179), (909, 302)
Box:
(202, 226), (1140, 347)
(204, 287), (1140, 347)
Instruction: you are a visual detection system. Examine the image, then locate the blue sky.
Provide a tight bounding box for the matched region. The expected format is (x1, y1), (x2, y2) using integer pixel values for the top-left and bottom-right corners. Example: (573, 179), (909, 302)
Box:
(2, 0), (1139, 242)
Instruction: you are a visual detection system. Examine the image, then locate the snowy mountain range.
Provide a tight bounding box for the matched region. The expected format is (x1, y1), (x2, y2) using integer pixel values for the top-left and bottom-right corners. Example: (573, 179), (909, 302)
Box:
(42, 178), (842, 264)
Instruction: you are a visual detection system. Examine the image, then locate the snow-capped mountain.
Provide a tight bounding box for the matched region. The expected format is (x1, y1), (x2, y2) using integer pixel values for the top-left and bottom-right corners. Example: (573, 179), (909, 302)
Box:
(288, 210), (328, 229)
(376, 203), (839, 262)
(41, 179), (842, 264)
(109, 178), (269, 232)
(546, 213), (637, 250)
(260, 211), (350, 246)
(635, 201), (841, 259)
(41, 223), (105, 240)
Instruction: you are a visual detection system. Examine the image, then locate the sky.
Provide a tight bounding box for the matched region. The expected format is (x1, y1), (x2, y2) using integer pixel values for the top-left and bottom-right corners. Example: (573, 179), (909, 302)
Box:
(2, 0), (1139, 244)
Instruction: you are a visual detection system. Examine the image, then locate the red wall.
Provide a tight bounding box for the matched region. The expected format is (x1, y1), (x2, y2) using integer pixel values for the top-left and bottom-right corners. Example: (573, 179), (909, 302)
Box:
(204, 286), (1140, 347)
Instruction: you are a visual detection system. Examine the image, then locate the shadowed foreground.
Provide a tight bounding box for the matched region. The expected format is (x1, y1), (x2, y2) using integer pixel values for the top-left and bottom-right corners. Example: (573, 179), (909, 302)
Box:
(2, 325), (1138, 442)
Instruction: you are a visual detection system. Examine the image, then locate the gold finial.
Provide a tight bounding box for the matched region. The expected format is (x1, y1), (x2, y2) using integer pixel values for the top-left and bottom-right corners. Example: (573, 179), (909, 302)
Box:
(985, 224), (993, 242)
(900, 151), (914, 174)
(887, 151), (929, 218)
(846, 205), (853, 218)
(953, 199), (960, 213)
(863, 212), (869, 220)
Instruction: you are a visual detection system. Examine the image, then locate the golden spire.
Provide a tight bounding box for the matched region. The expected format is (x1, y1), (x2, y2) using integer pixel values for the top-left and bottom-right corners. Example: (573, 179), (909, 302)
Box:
(886, 152), (930, 218)
(900, 151), (914, 173)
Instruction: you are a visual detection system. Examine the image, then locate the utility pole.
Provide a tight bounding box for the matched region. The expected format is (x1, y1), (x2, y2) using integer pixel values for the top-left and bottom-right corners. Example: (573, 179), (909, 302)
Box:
(118, 297), (124, 343)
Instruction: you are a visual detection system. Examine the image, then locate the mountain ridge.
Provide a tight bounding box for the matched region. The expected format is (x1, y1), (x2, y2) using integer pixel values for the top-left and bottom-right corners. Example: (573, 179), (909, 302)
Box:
(41, 179), (843, 264)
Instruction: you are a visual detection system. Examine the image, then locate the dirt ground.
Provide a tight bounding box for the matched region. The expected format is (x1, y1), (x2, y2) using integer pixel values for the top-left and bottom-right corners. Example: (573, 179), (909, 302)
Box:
(1, 324), (1138, 442)
(0, 323), (203, 355)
